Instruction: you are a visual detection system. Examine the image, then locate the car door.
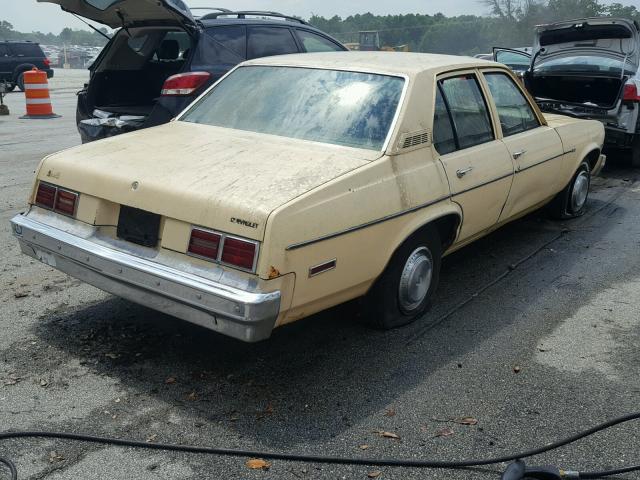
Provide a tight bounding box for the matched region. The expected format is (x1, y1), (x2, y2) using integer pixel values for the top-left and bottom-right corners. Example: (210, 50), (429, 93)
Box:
(481, 70), (565, 221)
(493, 48), (531, 76)
(434, 72), (514, 243)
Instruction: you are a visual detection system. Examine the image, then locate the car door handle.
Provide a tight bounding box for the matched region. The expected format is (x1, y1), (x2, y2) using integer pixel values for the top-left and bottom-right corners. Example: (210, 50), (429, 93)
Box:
(456, 167), (474, 178)
(512, 150), (527, 160)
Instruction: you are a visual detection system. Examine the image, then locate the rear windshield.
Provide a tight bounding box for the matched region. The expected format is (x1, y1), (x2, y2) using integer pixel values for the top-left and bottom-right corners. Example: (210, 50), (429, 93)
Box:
(181, 66), (405, 151)
(10, 43), (44, 57)
(535, 55), (636, 75)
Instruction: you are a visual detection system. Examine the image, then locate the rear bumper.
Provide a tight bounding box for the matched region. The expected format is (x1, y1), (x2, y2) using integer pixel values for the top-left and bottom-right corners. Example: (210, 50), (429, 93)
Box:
(10, 213), (280, 342)
(592, 154), (607, 176)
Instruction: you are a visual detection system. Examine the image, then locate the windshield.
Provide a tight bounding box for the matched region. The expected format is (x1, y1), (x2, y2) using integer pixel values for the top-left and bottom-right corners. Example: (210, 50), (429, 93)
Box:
(535, 55), (637, 75)
(181, 66), (405, 151)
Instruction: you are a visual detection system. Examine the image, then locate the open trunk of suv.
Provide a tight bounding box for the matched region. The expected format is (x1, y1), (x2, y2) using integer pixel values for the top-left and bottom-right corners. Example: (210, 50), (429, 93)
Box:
(529, 74), (625, 110)
(78, 26), (194, 141)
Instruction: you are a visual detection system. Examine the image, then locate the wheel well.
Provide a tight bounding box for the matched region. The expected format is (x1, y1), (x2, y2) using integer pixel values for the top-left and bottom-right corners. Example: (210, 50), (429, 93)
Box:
(408, 214), (460, 252)
(584, 149), (601, 172)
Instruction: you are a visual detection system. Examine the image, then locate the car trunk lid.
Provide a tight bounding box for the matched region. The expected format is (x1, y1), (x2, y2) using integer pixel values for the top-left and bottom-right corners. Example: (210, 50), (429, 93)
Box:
(36, 122), (380, 241)
(37, 0), (197, 29)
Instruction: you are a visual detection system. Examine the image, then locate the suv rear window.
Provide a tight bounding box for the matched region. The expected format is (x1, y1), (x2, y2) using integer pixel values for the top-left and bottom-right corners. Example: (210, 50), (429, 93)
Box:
(207, 26), (247, 59)
(10, 43), (44, 57)
(296, 30), (343, 52)
(247, 27), (298, 59)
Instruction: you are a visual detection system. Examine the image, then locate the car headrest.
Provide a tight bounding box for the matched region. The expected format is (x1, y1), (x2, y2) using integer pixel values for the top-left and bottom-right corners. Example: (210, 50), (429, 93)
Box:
(158, 40), (180, 60)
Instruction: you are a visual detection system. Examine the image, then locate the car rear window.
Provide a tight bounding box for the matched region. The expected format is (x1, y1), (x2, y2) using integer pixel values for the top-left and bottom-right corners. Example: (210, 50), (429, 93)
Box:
(10, 43), (44, 57)
(535, 55), (636, 75)
(296, 30), (343, 52)
(182, 66), (405, 151)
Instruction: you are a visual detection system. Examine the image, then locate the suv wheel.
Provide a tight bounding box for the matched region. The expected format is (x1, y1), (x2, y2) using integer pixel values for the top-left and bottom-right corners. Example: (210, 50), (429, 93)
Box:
(16, 73), (26, 92)
(631, 137), (640, 168)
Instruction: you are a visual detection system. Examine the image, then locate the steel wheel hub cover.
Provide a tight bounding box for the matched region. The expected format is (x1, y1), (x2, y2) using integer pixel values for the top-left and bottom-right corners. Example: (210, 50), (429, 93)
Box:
(571, 171), (589, 212)
(398, 247), (433, 313)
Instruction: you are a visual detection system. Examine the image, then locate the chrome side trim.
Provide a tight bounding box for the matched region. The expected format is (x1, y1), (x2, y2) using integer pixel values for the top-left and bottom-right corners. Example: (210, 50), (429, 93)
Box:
(286, 194), (451, 251)
(516, 151), (567, 174)
(11, 214), (281, 343)
(454, 171), (513, 196)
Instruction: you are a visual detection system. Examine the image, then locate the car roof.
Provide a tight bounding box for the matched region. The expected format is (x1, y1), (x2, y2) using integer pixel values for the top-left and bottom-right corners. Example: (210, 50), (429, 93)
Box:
(200, 18), (325, 31)
(243, 51), (497, 76)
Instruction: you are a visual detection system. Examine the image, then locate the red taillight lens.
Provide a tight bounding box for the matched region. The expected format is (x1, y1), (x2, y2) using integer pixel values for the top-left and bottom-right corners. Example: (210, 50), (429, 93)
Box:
(35, 183), (56, 209)
(221, 237), (257, 271)
(161, 72), (211, 96)
(188, 228), (222, 260)
(623, 83), (640, 102)
(43, 58), (51, 67)
(54, 189), (78, 216)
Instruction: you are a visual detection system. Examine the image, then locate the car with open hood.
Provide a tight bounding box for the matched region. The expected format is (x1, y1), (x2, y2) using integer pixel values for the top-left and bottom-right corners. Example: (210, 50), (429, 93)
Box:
(495, 17), (640, 166)
(11, 52), (606, 342)
(38, 0), (346, 142)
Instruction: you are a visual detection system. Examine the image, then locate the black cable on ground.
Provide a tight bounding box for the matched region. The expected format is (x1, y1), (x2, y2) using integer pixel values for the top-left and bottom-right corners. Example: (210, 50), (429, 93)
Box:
(2, 412), (640, 480)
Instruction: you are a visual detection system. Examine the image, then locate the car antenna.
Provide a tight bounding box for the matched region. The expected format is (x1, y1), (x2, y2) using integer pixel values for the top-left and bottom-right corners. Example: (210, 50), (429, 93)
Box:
(70, 13), (112, 41)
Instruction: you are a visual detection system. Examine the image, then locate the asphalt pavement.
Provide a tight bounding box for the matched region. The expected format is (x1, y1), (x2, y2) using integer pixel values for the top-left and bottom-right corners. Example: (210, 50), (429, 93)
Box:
(1, 69), (639, 480)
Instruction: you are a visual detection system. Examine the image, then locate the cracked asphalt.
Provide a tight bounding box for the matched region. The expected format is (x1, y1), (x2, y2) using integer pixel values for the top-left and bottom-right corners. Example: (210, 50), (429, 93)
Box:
(1, 70), (640, 480)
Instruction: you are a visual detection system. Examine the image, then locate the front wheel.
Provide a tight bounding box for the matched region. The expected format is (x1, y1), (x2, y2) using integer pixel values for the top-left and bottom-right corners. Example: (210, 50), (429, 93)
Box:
(547, 161), (591, 219)
(363, 227), (442, 330)
(3, 82), (16, 92)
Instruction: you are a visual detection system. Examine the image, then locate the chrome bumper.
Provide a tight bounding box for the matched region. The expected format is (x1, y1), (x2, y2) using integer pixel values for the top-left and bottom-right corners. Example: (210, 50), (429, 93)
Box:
(10, 214), (281, 342)
(592, 154), (607, 177)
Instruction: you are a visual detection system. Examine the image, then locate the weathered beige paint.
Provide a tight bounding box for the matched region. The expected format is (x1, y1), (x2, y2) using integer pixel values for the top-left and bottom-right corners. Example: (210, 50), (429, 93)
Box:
(26, 52), (605, 329)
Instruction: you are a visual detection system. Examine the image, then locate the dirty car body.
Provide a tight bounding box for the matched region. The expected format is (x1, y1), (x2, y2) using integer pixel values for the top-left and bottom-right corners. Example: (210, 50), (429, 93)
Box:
(11, 52), (606, 342)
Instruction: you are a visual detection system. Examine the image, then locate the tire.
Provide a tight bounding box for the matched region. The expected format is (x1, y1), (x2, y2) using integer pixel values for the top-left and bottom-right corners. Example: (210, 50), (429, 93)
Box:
(631, 137), (640, 168)
(16, 72), (25, 92)
(547, 161), (591, 219)
(363, 226), (442, 330)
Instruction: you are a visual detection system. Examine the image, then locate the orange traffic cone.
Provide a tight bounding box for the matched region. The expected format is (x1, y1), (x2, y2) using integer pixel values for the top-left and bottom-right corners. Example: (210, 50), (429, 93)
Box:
(20, 68), (60, 119)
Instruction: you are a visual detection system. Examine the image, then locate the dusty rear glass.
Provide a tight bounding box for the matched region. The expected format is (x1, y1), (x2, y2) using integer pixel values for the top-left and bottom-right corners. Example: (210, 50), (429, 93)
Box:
(181, 66), (405, 151)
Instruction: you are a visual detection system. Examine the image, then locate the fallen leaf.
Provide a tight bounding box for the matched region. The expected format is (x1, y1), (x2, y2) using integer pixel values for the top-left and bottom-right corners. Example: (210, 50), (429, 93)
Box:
(513, 366), (522, 374)
(104, 353), (119, 359)
(48, 451), (64, 463)
(165, 377), (177, 385)
(14, 292), (29, 299)
(434, 427), (454, 438)
(186, 391), (198, 401)
(146, 434), (158, 443)
(246, 458), (271, 470)
(454, 417), (478, 426)
(257, 402), (274, 419)
(368, 471), (382, 478)
(359, 444), (370, 450)
(383, 408), (396, 417)
(39, 379), (48, 387)
(374, 430), (400, 440)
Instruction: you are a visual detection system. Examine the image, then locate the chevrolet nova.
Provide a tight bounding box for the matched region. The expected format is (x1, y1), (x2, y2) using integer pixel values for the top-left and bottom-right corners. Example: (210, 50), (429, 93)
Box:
(11, 52), (606, 342)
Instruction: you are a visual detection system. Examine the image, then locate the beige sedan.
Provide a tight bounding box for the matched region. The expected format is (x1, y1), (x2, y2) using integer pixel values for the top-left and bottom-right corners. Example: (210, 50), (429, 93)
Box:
(11, 52), (605, 342)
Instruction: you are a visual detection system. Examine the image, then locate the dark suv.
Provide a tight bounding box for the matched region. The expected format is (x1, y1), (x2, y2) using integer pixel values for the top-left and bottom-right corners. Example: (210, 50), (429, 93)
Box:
(0, 41), (54, 91)
(40, 1), (347, 142)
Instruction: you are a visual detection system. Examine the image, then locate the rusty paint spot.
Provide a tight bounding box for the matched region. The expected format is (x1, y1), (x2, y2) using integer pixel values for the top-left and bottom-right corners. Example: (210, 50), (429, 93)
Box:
(268, 266), (280, 279)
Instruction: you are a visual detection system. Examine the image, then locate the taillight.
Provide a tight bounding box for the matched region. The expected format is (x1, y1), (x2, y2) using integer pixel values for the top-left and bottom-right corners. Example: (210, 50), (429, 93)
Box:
(221, 237), (257, 271)
(34, 182), (78, 216)
(161, 72), (211, 96)
(187, 228), (258, 272)
(623, 83), (640, 102)
(35, 183), (56, 209)
(43, 58), (51, 67)
(188, 228), (221, 260)
(54, 189), (78, 216)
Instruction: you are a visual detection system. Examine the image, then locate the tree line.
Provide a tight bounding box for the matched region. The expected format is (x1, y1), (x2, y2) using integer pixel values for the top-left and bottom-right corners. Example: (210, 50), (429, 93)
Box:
(1, 0), (639, 54)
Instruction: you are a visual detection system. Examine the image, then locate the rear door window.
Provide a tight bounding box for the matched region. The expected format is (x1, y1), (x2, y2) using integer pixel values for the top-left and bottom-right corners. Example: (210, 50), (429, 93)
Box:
(433, 86), (457, 155)
(296, 30), (343, 52)
(206, 26), (247, 59)
(0, 45), (9, 57)
(439, 75), (494, 150)
(247, 27), (299, 59)
(484, 72), (539, 136)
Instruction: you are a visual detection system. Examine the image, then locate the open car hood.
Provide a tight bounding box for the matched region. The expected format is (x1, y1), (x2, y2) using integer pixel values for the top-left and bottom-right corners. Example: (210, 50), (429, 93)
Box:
(37, 0), (196, 29)
(533, 17), (640, 70)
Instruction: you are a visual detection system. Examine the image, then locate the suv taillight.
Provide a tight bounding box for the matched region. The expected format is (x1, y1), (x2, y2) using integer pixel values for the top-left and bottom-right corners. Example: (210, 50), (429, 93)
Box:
(35, 182), (78, 217)
(43, 58), (51, 67)
(161, 72), (211, 96)
(187, 227), (258, 272)
(623, 83), (640, 102)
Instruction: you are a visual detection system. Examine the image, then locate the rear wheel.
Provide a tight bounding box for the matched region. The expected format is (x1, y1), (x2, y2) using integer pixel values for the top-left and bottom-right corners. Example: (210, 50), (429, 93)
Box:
(363, 227), (442, 330)
(16, 73), (25, 92)
(631, 136), (640, 168)
(548, 161), (591, 219)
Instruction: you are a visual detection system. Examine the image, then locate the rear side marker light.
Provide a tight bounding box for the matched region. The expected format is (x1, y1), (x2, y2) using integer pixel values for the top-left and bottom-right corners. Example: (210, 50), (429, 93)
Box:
(188, 228), (221, 260)
(54, 189), (78, 216)
(161, 72), (211, 96)
(309, 259), (337, 277)
(35, 183), (56, 209)
(221, 237), (257, 271)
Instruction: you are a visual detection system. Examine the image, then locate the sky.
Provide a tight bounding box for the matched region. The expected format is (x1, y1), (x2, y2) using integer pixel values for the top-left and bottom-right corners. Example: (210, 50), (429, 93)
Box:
(1, 0), (636, 34)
